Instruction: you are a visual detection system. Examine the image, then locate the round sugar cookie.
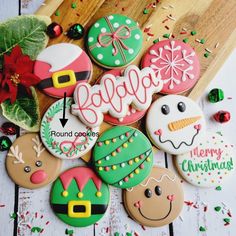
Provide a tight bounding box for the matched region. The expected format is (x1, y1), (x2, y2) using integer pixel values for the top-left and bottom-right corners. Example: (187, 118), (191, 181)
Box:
(146, 95), (206, 155)
(93, 126), (153, 188)
(87, 14), (143, 68)
(123, 167), (184, 227)
(40, 98), (99, 160)
(176, 132), (235, 187)
(50, 167), (110, 227)
(142, 40), (200, 94)
(99, 69), (146, 125)
(6, 133), (62, 189)
(34, 43), (92, 98)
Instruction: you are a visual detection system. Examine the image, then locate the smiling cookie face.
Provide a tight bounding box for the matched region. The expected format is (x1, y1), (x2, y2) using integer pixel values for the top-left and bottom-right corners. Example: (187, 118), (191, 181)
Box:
(146, 95), (206, 155)
(6, 133), (62, 189)
(123, 167), (184, 227)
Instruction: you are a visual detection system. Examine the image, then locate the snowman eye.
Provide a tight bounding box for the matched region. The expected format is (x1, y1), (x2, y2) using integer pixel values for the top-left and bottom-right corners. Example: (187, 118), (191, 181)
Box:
(177, 102), (186, 112)
(161, 105), (170, 115)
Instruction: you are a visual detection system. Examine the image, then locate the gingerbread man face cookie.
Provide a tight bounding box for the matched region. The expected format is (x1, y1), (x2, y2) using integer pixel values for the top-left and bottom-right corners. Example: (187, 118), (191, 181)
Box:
(123, 167), (184, 227)
(146, 95), (206, 155)
(6, 133), (62, 189)
(50, 167), (110, 227)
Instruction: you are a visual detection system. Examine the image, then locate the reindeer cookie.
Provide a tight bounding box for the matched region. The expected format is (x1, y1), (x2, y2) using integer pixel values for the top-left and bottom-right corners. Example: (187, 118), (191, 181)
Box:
(6, 133), (62, 189)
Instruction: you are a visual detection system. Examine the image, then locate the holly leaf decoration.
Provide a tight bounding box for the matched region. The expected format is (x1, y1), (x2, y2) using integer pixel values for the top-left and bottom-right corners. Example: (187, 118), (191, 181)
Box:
(1, 87), (40, 131)
(0, 15), (49, 69)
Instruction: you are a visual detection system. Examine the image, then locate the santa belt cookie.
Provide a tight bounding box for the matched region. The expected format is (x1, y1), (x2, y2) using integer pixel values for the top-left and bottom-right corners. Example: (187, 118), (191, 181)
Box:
(37, 70), (91, 90)
(51, 202), (107, 217)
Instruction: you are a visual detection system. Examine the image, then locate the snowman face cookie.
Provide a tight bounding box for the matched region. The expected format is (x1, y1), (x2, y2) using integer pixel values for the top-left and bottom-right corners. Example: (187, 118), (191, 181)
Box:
(123, 167), (184, 227)
(146, 95), (206, 155)
(6, 133), (62, 189)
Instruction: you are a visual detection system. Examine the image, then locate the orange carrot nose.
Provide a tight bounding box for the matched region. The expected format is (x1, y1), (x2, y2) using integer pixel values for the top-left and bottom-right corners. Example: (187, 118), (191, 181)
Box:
(168, 116), (201, 131)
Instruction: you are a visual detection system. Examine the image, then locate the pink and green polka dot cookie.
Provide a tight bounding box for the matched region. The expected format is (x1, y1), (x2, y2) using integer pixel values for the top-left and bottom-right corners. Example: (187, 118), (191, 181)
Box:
(87, 14), (143, 68)
(176, 132), (235, 188)
(93, 126), (153, 188)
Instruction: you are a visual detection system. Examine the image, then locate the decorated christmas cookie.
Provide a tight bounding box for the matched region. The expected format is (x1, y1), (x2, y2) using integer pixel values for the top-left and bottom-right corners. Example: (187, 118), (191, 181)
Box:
(93, 126), (153, 188)
(176, 132), (235, 187)
(146, 95), (206, 155)
(87, 14), (143, 68)
(99, 69), (146, 125)
(142, 40), (200, 94)
(50, 167), (110, 227)
(123, 167), (184, 227)
(72, 65), (163, 128)
(34, 43), (92, 98)
(40, 98), (99, 160)
(6, 133), (62, 189)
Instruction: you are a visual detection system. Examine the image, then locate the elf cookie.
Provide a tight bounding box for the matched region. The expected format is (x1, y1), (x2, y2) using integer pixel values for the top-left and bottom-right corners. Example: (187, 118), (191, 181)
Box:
(146, 95), (206, 155)
(87, 14), (143, 68)
(50, 167), (110, 227)
(40, 98), (99, 160)
(142, 40), (200, 94)
(72, 65), (163, 128)
(34, 43), (92, 98)
(123, 167), (184, 227)
(93, 126), (153, 188)
(99, 69), (146, 125)
(6, 133), (62, 189)
(176, 132), (235, 187)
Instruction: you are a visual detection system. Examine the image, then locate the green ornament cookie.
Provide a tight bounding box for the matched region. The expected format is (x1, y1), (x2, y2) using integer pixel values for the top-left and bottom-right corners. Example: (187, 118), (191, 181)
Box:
(93, 126), (153, 188)
(50, 167), (110, 227)
(87, 14), (143, 68)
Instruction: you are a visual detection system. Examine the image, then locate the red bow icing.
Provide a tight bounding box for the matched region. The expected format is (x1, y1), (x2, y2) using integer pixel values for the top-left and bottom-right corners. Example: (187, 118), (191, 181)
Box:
(98, 25), (131, 56)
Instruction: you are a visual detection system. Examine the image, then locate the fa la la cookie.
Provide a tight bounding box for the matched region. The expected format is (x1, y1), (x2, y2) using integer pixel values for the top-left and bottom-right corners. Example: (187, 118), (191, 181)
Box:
(146, 95), (206, 155)
(142, 40), (200, 94)
(123, 167), (184, 227)
(40, 97), (99, 160)
(50, 167), (110, 227)
(98, 69), (146, 125)
(6, 133), (62, 189)
(87, 14), (143, 68)
(176, 132), (235, 187)
(72, 65), (163, 128)
(34, 43), (92, 98)
(93, 126), (153, 189)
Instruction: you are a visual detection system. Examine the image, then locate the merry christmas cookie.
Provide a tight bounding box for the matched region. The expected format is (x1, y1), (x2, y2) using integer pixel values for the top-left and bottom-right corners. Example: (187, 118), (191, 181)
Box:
(50, 167), (110, 227)
(72, 65), (163, 128)
(176, 132), (235, 187)
(123, 167), (184, 227)
(6, 133), (62, 189)
(34, 43), (92, 98)
(142, 40), (200, 94)
(40, 98), (99, 160)
(93, 126), (153, 189)
(87, 14), (143, 68)
(146, 95), (206, 155)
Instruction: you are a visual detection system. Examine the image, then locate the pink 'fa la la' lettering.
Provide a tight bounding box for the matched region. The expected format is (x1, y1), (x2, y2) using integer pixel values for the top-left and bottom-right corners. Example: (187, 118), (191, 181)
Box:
(72, 65), (163, 128)
(190, 147), (223, 160)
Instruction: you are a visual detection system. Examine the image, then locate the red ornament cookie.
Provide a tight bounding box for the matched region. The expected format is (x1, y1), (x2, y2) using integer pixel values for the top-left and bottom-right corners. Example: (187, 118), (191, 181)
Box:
(142, 40), (200, 94)
(34, 43), (92, 98)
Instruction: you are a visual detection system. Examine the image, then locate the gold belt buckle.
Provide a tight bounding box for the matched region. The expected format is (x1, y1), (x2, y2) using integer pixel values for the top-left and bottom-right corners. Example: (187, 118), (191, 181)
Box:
(52, 70), (76, 89)
(68, 200), (91, 218)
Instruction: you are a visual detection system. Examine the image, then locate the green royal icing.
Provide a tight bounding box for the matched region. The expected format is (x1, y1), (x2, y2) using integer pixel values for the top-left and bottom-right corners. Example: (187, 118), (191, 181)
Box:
(93, 126), (153, 189)
(87, 14), (143, 68)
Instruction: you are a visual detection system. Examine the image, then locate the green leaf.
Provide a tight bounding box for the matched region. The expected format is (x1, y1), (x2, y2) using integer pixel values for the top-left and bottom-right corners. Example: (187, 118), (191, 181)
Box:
(0, 15), (49, 68)
(1, 87), (40, 131)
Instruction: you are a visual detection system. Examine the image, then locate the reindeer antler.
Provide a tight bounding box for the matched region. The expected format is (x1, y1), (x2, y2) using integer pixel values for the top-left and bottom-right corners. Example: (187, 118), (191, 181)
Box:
(32, 135), (45, 158)
(8, 145), (24, 164)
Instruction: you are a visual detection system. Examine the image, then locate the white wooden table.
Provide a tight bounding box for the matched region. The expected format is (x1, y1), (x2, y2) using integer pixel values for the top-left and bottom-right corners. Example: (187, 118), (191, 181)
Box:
(0, 1), (236, 236)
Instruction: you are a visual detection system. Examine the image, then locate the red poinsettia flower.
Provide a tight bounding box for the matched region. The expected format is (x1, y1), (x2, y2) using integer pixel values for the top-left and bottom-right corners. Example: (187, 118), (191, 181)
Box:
(0, 45), (40, 103)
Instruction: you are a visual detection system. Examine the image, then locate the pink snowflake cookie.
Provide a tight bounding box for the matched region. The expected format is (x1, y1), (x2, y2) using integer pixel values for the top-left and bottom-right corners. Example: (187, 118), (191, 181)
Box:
(142, 40), (200, 94)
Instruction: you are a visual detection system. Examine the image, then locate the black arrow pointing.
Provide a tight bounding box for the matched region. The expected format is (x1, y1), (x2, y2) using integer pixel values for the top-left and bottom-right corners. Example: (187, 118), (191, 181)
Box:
(59, 92), (68, 128)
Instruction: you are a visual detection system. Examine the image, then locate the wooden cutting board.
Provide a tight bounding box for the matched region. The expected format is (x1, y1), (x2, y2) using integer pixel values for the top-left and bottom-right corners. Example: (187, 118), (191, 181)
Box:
(35, 0), (236, 161)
